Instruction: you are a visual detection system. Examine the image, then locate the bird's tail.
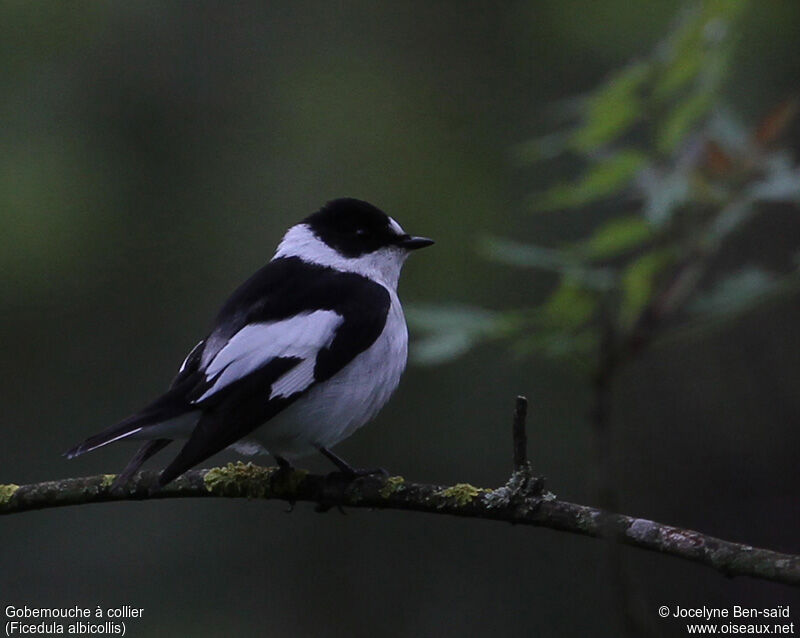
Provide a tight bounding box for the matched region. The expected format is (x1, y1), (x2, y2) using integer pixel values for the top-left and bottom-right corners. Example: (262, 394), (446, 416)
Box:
(64, 413), (157, 459)
(64, 385), (191, 459)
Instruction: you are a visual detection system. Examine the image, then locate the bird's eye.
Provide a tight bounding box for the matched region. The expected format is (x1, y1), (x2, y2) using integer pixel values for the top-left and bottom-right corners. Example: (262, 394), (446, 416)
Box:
(354, 228), (367, 236)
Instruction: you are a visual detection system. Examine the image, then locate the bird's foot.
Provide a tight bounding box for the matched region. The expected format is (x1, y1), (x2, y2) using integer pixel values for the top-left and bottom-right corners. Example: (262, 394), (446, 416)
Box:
(272, 454), (294, 476)
(318, 446), (387, 480)
(326, 466), (389, 481)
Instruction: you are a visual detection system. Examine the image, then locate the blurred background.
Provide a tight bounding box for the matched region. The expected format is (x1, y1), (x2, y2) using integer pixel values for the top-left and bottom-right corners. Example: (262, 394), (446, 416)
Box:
(1, 2), (799, 636)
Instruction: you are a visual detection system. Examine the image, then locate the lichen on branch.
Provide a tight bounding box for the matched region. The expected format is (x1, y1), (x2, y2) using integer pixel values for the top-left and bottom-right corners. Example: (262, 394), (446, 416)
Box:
(2, 397), (798, 589)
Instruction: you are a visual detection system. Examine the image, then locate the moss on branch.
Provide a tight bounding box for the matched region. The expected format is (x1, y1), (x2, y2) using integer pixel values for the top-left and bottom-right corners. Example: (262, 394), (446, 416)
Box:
(3, 398), (797, 588)
(1, 464), (798, 587)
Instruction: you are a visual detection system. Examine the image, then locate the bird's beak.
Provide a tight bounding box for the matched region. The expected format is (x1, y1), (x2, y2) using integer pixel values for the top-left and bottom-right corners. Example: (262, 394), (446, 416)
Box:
(397, 235), (435, 250)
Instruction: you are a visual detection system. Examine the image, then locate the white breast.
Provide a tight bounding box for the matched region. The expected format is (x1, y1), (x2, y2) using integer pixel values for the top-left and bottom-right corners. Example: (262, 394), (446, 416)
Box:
(250, 289), (408, 458)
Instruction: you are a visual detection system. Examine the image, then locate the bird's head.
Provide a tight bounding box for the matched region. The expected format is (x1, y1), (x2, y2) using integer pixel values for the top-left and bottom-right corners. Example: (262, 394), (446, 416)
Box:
(274, 198), (434, 288)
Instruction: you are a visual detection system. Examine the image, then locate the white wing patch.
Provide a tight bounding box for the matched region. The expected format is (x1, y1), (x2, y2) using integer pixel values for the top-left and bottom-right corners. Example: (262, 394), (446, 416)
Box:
(269, 358), (316, 399)
(193, 310), (344, 403)
(179, 340), (204, 374)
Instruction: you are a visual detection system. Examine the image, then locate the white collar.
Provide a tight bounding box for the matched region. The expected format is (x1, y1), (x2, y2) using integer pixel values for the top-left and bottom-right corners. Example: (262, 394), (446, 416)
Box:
(273, 223), (408, 290)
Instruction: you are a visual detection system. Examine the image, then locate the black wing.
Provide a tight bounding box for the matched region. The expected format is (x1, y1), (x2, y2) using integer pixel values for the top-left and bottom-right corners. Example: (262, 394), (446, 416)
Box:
(157, 257), (390, 485)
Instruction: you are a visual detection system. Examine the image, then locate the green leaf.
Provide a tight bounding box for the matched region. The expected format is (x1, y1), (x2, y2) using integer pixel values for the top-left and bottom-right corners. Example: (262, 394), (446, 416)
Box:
(654, 0), (745, 101)
(654, 40), (702, 101)
(657, 90), (714, 153)
(540, 278), (597, 329)
(504, 278), (600, 369)
(412, 332), (476, 365)
(708, 199), (754, 243)
(406, 304), (509, 365)
(638, 166), (691, 226)
(572, 62), (650, 152)
(707, 107), (749, 153)
(690, 267), (775, 317)
(512, 131), (572, 164)
(481, 237), (615, 290)
(531, 150), (647, 212)
(619, 249), (674, 328)
(512, 329), (597, 371)
(406, 303), (500, 333)
(748, 153), (800, 203)
(573, 216), (654, 259)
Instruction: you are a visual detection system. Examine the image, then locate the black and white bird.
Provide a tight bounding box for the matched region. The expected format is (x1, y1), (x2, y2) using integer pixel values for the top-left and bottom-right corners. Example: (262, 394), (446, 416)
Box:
(65, 198), (433, 487)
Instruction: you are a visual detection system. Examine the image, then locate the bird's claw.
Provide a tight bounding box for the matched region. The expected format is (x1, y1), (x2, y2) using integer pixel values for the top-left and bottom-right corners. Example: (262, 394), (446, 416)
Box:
(325, 466), (388, 481)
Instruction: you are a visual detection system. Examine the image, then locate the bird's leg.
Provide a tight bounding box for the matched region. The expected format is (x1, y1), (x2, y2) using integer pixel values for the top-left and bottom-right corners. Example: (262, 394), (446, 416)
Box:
(271, 454), (299, 512)
(111, 438), (173, 491)
(318, 446), (387, 478)
(272, 454), (295, 478)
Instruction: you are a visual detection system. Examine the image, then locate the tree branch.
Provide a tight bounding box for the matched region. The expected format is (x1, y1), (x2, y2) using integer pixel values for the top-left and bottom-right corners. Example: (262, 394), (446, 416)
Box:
(1, 465), (798, 586)
(1, 399), (797, 588)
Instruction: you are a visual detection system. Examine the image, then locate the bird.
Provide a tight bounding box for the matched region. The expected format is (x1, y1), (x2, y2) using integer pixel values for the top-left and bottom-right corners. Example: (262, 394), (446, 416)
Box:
(65, 198), (433, 488)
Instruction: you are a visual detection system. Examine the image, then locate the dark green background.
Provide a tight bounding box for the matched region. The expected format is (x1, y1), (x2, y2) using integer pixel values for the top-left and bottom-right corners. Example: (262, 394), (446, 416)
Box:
(1, 2), (798, 636)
